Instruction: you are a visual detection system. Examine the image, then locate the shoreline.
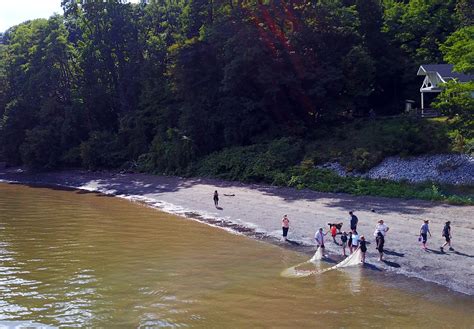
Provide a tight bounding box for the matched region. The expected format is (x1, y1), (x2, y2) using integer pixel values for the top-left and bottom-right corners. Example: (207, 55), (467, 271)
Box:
(0, 168), (473, 296)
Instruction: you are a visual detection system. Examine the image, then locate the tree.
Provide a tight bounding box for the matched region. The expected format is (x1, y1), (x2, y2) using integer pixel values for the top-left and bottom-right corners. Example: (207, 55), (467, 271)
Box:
(440, 26), (474, 74)
(433, 81), (473, 139)
(0, 17), (79, 167)
(381, 0), (461, 104)
(455, 0), (474, 27)
(0, 0), (467, 171)
(433, 23), (474, 144)
(383, 0), (459, 64)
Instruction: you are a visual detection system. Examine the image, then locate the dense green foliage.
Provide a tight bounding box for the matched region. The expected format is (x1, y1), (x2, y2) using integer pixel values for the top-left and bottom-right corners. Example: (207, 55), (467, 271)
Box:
(440, 26), (474, 74)
(0, 0), (472, 202)
(433, 81), (474, 153)
(189, 117), (451, 175)
(188, 118), (473, 205)
(191, 137), (473, 204)
(433, 24), (473, 154)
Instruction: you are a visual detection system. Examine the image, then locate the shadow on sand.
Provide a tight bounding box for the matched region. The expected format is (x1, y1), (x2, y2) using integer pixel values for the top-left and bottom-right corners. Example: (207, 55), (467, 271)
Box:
(426, 248), (445, 255)
(382, 259), (401, 268)
(384, 249), (405, 257)
(0, 169), (446, 216)
(453, 250), (474, 258)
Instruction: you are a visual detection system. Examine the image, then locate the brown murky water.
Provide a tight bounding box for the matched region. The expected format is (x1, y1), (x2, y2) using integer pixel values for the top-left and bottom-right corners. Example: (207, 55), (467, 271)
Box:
(0, 183), (472, 328)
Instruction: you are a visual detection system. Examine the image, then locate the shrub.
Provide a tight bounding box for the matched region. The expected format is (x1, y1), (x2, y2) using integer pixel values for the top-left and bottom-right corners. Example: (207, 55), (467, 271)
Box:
(346, 148), (383, 172)
(194, 138), (304, 183)
(137, 128), (197, 175)
(465, 139), (474, 156)
(80, 131), (125, 170)
(451, 130), (466, 153)
(20, 126), (61, 169)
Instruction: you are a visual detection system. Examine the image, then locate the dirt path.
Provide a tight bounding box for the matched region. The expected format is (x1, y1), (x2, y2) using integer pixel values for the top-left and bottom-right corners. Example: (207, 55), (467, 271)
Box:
(1, 169), (473, 295)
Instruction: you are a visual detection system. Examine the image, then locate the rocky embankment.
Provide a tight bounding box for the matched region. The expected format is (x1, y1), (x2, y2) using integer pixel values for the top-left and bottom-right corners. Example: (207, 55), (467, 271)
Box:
(319, 154), (474, 185)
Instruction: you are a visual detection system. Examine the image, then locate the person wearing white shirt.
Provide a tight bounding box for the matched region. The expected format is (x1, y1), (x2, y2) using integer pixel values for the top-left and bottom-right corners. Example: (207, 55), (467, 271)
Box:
(351, 229), (359, 251)
(374, 219), (389, 237)
(314, 228), (327, 251)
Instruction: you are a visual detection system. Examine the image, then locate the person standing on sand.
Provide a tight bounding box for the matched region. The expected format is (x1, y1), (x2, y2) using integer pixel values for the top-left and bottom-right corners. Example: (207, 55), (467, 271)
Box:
(330, 225), (338, 243)
(376, 231), (384, 261)
(315, 228), (327, 252)
(351, 229), (359, 251)
(340, 232), (348, 256)
(374, 220), (389, 238)
(282, 215), (290, 241)
(440, 221), (454, 252)
(348, 231), (353, 254)
(419, 220), (431, 250)
(349, 211), (358, 231)
(213, 190), (219, 207)
(359, 236), (367, 263)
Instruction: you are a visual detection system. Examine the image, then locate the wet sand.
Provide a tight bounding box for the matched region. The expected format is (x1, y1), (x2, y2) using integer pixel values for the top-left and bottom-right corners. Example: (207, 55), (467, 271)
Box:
(1, 168), (473, 295)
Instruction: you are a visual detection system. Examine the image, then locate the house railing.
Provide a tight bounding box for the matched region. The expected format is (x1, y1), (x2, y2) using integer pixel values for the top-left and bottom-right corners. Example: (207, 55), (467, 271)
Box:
(420, 108), (441, 118)
(405, 108), (441, 118)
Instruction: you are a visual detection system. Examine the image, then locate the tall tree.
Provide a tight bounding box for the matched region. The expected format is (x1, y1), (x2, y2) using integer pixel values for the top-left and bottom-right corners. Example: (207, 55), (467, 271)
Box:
(0, 17), (81, 167)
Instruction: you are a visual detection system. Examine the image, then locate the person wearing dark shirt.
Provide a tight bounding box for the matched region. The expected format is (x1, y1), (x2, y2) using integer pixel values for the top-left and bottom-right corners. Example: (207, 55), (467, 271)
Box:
(349, 211), (358, 231)
(340, 231), (348, 256)
(213, 190), (219, 207)
(376, 231), (385, 261)
(359, 235), (367, 263)
(348, 232), (353, 254)
(440, 221), (453, 252)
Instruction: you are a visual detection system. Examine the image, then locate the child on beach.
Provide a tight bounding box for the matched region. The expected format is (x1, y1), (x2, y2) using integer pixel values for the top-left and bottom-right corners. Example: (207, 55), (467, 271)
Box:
(282, 215), (290, 241)
(330, 225), (338, 243)
(419, 220), (431, 250)
(340, 232), (348, 256)
(213, 190), (219, 207)
(359, 236), (367, 263)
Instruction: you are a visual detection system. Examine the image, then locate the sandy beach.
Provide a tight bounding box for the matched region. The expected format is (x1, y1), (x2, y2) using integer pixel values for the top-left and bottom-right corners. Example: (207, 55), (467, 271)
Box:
(1, 168), (473, 295)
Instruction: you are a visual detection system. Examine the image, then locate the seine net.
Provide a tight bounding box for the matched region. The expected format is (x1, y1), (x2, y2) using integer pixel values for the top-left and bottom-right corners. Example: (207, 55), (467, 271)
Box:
(281, 248), (362, 278)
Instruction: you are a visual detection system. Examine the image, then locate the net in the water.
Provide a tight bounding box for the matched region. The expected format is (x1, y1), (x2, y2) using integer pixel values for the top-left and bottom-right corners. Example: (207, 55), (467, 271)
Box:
(281, 248), (363, 278)
(309, 246), (324, 263)
(315, 248), (362, 275)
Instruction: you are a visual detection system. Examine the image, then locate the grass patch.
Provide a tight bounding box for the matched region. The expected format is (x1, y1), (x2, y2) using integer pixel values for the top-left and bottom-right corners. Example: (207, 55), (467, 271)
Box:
(285, 167), (473, 205)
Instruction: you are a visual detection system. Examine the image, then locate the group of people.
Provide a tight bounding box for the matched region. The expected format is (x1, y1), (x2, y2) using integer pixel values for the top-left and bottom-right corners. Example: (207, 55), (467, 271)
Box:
(212, 190), (454, 263)
(319, 213), (388, 263)
(281, 211), (454, 264)
(420, 220), (453, 252)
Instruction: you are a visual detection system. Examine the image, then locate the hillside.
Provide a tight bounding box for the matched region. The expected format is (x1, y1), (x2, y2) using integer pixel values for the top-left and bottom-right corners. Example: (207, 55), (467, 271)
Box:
(185, 116), (473, 204)
(0, 1), (472, 203)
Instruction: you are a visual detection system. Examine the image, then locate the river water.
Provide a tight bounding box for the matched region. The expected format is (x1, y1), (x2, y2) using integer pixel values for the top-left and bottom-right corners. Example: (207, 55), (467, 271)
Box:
(0, 183), (472, 328)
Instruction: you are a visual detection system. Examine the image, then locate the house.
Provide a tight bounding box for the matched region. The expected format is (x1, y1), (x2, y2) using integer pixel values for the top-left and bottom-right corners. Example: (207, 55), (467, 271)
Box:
(417, 64), (473, 112)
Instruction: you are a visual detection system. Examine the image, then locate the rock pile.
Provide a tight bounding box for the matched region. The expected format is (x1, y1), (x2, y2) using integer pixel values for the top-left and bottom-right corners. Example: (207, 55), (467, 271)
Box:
(318, 154), (474, 185)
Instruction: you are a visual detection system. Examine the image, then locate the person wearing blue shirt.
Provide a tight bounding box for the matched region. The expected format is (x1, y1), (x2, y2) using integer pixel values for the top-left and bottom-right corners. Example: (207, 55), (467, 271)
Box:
(419, 220), (431, 250)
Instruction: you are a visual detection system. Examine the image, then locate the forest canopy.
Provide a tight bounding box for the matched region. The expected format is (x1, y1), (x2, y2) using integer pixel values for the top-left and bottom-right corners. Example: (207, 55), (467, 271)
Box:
(0, 0), (472, 172)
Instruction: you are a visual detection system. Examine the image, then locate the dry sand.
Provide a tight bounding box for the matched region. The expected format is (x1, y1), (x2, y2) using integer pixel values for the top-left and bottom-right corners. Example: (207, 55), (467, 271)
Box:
(1, 169), (473, 295)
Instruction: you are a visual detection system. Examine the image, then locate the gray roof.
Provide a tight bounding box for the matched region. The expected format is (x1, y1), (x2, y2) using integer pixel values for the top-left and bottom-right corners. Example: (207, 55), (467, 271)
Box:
(419, 64), (473, 82)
